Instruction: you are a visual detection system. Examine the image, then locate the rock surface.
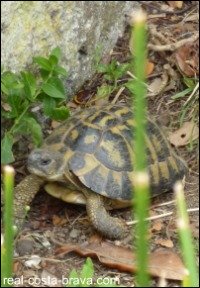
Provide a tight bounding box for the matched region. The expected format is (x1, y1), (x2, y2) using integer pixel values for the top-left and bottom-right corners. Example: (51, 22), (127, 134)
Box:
(1, 1), (138, 97)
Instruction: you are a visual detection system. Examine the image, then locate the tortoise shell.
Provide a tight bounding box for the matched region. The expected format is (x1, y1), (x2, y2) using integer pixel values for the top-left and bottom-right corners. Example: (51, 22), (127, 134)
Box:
(32, 103), (187, 200)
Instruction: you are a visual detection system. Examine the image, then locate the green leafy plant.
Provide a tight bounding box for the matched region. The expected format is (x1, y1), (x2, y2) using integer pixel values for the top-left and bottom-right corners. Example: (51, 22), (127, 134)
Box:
(97, 59), (129, 92)
(171, 77), (199, 125)
(67, 258), (94, 287)
(66, 257), (119, 287)
(1, 47), (69, 164)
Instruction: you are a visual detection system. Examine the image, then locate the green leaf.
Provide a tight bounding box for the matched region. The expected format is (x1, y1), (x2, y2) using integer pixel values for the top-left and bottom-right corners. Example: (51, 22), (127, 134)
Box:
(40, 68), (50, 80)
(67, 269), (79, 287)
(13, 116), (43, 146)
(1, 82), (9, 95)
(6, 95), (22, 117)
(80, 258), (94, 287)
(42, 77), (66, 99)
(125, 80), (137, 93)
(50, 47), (62, 61)
(33, 56), (52, 71)
(171, 88), (192, 100)
(96, 84), (114, 98)
(51, 106), (70, 120)
(43, 96), (56, 116)
(42, 83), (65, 99)
(26, 117), (43, 146)
(1, 134), (15, 164)
(1, 71), (24, 96)
(96, 63), (108, 74)
(43, 97), (70, 120)
(1, 71), (19, 88)
(183, 77), (196, 88)
(49, 55), (58, 66)
(21, 71), (36, 100)
(53, 65), (68, 76)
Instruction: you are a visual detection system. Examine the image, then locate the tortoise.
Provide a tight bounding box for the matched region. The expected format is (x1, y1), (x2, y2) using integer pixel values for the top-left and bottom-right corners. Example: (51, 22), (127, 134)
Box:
(13, 103), (187, 239)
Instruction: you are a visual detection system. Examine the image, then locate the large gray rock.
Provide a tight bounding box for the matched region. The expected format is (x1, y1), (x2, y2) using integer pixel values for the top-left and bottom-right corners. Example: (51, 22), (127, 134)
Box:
(1, 1), (138, 97)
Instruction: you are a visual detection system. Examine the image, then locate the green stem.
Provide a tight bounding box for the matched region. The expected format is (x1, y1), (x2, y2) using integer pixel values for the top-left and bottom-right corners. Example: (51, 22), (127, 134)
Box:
(130, 11), (150, 286)
(1, 166), (15, 287)
(175, 181), (199, 287)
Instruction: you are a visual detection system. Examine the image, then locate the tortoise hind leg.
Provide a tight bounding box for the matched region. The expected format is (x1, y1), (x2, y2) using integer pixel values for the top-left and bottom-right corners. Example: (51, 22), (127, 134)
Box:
(86, 193), (128, 239)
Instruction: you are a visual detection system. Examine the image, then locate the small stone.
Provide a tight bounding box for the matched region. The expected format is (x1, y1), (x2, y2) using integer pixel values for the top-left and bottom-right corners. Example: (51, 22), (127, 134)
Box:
(16, 238), (35, 256)
(69, 228), (80, 239)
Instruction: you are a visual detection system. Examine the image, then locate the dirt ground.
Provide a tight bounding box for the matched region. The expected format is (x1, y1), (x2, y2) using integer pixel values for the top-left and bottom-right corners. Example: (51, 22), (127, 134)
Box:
(7, 1), (199, 287)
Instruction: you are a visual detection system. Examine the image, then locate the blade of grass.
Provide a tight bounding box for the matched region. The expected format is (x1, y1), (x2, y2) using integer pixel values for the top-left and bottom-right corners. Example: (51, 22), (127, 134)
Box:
(174, 181), (199, 287)
(1, 166), (15, 287)
(130, 11), (150, 286)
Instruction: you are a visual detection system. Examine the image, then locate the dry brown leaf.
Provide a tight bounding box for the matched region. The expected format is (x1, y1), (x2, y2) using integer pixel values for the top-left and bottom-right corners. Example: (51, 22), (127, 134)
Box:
(55, 241), (187, 280)
(52, 215), (67, 226)
(175, 42), (199, 77)
(51, 120), (61, 129)
(167, 1), (183, 9)
(146, 61), (155, 76)
(148, 77), (163, 95)
(1, 102), (12, 111)
(168, 122), (199, 147)
(155, 238), (174, 248)
(151, 221), (164, 232)
(13, 261), (21, 273)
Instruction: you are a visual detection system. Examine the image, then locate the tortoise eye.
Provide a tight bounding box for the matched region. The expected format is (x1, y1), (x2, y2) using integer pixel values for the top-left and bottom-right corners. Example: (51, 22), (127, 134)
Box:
(40, 158), (51, 166)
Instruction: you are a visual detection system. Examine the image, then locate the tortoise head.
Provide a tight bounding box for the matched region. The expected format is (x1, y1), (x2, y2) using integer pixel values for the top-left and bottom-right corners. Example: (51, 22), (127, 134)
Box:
(27, 148), (65, 181)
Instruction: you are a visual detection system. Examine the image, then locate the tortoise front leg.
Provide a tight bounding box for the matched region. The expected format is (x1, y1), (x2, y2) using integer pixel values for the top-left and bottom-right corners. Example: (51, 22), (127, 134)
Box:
(86, 193), (128, 239)
(13, 174), (45, 231)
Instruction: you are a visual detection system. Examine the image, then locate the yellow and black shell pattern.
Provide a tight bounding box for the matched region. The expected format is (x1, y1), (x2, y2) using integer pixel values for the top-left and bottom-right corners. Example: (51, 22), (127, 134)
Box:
(43, 103), (187, 200)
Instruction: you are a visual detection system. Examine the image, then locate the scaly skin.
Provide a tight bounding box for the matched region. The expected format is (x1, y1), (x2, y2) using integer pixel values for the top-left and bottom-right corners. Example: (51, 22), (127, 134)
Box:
(13, 174), (45, 230)
(13, 174), (127, 239)
(86, 193), (128, 239)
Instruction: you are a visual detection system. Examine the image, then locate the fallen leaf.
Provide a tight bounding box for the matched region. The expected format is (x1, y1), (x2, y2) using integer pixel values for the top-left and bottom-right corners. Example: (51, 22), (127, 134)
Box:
(146, 61), (155, 76)
(175, 42), (199, 77)
(13, 261), (21, 273)
(167, 1), (183, 9)
(52, 214), (67, 226)
(151, 221), (164, 232)
(51, 120), (61, 129)
(155, 238), (174, 248)
(168, 122), (199, 147)
(55, 241), (187, 280)
(1, 102), (11, 111)
(148, 77), (163, 95)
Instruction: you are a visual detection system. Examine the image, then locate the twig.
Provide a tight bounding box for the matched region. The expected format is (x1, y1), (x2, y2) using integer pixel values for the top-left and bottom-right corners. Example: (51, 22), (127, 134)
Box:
(183, 82), (199, 107)
(152, 200), (175, 208)
(112, 86), (125, 104)
(126, 71), (152, 91)
(127, 207), (199, 225)
(149, 25), (168, 44)
(148, 33), (199, 51)
(14, 255), (68, 263)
